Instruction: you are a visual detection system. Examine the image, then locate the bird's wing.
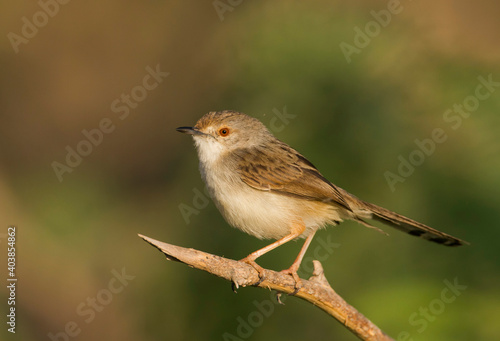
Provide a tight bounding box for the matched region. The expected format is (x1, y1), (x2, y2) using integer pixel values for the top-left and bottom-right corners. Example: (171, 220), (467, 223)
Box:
(234, 142), (352, 211)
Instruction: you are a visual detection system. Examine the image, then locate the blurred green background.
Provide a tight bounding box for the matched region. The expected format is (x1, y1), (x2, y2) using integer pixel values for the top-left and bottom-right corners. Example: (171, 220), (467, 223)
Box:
(1, 1), (499, 340)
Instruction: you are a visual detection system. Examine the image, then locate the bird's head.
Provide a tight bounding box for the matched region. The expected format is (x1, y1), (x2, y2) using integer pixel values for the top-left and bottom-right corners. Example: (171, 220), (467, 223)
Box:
(177, 110), (272, 165)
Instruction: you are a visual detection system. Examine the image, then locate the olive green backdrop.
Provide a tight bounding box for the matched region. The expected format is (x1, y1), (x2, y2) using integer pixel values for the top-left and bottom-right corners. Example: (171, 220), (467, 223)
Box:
(1, 1), (499, 340)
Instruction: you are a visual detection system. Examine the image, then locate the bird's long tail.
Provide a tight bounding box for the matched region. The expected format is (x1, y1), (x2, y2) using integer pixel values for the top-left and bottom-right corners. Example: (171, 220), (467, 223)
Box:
(356, 200), (468, 246)
(336, 186), (469, 247)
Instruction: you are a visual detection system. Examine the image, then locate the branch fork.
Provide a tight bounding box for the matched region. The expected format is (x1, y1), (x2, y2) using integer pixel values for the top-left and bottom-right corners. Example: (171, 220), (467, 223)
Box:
(139, 234), (394, 341)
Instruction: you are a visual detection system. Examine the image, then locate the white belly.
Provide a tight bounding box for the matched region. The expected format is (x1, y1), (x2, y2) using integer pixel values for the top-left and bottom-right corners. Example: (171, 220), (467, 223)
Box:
(202, 164), (341, 240)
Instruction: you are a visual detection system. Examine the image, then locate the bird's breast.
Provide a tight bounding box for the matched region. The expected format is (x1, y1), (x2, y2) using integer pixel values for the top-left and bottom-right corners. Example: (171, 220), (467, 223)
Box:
(199, 160), (341, 240)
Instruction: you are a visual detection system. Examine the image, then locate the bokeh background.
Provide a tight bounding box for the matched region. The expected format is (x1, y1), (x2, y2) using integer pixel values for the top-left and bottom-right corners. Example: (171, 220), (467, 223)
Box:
(1, 1), (499, 340)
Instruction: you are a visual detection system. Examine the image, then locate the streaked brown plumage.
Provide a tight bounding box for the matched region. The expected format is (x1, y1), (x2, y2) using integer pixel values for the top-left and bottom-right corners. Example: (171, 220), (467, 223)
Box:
(177, 110), (468, 284)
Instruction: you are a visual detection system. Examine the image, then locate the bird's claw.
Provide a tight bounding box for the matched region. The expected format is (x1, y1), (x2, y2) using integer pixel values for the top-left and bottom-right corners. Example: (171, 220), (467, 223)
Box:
(280, 268), (303, 295)
(240, 257), (266, 286)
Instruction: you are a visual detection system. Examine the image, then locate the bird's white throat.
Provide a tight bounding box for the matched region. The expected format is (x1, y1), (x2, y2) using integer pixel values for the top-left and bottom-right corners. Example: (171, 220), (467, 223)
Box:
(193, 136), (226, 166)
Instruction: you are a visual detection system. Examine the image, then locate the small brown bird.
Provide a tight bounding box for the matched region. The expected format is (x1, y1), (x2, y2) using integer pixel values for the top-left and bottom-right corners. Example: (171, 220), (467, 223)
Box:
(177, 111), (468, 284)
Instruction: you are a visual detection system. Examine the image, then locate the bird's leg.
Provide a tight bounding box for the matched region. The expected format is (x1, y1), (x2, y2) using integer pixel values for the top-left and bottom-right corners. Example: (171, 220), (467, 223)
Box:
(280, 230), (316, 294)
(240, 222), (305, 286)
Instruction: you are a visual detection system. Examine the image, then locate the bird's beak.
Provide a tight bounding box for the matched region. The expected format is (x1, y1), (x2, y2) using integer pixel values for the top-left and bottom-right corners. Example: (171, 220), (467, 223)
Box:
(176, 126), (206, 136)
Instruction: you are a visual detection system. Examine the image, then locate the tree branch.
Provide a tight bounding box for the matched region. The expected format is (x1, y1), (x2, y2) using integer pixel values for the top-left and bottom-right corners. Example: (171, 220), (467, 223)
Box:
(138, 234), (394, 341)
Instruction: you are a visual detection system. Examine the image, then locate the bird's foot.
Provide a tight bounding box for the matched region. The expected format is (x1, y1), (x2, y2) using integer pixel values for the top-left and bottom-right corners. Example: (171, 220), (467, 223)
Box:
(280, 266), (303, 295)
(239, 257), (266, 286)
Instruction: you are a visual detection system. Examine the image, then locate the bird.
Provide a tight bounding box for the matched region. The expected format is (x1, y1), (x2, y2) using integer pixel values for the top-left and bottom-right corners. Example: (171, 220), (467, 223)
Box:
(177, 110), (468, 285)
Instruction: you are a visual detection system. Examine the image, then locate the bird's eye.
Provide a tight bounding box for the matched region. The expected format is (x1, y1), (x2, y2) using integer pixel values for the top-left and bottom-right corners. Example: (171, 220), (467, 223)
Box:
(219, 127), (230, 137)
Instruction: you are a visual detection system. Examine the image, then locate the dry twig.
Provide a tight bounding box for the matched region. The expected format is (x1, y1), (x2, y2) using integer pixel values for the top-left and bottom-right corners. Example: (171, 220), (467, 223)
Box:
(139, 234), (394, 341)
